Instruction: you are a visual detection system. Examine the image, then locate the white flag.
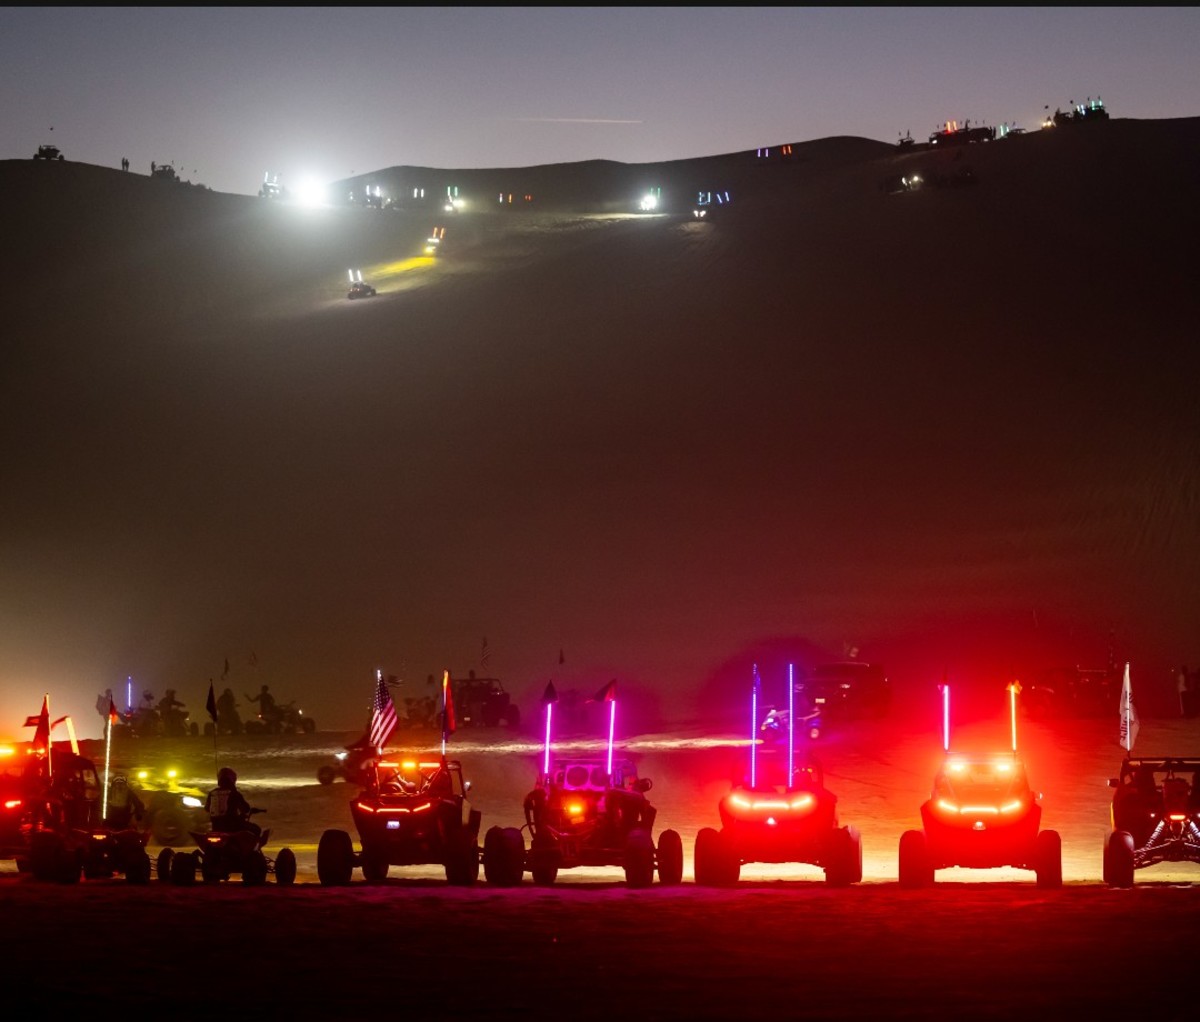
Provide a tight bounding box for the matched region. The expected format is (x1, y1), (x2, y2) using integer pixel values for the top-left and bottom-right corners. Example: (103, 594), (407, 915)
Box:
(1119, 662), (1139, 752)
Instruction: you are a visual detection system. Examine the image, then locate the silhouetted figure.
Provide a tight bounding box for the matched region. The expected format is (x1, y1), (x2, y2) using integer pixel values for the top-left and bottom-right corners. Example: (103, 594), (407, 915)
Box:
(216, 688), (241, 733)
(206, 767), (260, 838)
(245, 684), (277, 727)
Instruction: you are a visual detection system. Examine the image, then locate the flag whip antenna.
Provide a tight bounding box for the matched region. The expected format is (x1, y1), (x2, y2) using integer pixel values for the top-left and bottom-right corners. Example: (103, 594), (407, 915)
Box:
(750, 665), (760, 788)
(787, 662), (795, 784)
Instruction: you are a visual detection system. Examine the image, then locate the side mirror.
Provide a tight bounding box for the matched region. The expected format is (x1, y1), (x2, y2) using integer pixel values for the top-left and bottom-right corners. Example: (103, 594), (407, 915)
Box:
(635, 778), (652, 793)
(1108, 778), (1119, 788)
(464, 780), (472, 794)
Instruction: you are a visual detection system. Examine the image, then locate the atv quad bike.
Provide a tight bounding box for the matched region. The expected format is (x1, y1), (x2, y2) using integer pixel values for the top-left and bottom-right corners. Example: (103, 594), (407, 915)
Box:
(157, 808), (296, 886)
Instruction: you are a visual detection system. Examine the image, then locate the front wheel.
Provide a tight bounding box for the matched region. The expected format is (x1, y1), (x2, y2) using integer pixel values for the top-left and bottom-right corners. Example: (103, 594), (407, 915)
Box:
(1104, 830), (1135, 888)
(483, 826), (519, 886)
(1035, 829), (1062, 889)
(362, 843), (389, 885)
(156, 848), (174, 883)
(170, 851), (198, 886)
(126, 850), (152, 884)
(656, 829), (684, 886)
(694, 827), (722, 887)
(242, 850), (268, 886)
(301, 717), (316, 735)
(274, 847), (297, 886)
(898, 829), (932, 888)
(624, 829), (655, 889)
(824, 827), (859, 887)
(317, 829), (354, 886)
(317, 765), (336, 785)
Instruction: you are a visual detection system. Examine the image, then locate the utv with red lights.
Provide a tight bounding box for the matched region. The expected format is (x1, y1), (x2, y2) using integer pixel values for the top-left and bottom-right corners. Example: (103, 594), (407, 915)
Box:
(898, 683), (1062, 888)
(695, 664), (861, 886)
(515, 755), (683, 887)
(1103, 757), (1200, 887)
(316, 757), (481, 886)
(498, 681), (683, 888)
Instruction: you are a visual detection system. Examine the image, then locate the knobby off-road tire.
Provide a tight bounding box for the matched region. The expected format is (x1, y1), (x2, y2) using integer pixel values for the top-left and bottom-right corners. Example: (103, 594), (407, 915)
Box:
(656, 829), (684, 886)
(317, 829), (355, 886)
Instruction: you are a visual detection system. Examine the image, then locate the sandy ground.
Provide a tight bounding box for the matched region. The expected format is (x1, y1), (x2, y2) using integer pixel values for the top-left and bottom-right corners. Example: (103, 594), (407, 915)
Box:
(4, 712), (1200, 1018)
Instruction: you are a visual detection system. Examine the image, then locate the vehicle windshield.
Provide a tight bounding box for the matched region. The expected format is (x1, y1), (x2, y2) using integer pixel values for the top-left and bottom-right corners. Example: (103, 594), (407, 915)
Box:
(934, 757), (1030, 804)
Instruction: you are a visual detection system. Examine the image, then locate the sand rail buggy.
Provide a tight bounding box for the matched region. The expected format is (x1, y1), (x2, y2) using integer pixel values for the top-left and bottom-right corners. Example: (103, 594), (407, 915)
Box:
(317, 757), (481, 885)
(899, 752), (1061, 888)
(508, 756), (683, 888)
(695, 758), (861, 886)
(1104, 756), (1200, 887)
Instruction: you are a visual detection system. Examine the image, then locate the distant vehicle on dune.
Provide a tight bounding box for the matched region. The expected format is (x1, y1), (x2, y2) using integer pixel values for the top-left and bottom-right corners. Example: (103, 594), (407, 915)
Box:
(33, 144), (64, 161)
(928, 120), (994, 147)
(347, 269), (376, 299)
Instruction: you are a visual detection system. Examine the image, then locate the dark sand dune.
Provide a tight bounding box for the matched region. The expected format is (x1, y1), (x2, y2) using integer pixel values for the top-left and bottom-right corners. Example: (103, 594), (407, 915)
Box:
(1, 118), (1198, 734)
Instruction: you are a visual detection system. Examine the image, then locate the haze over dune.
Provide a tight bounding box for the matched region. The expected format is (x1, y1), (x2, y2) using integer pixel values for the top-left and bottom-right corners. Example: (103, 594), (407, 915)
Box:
(2, 117), (1198, 733)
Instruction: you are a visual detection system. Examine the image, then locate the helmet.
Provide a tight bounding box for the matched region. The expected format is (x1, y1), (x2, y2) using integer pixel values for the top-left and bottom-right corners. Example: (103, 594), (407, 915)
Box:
(217, 767), (237, 789)
(111, 774), (128, 790)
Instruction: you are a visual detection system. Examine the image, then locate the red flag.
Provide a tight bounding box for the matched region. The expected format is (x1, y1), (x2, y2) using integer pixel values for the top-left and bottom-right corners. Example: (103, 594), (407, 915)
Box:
(558, 648), (565, 665)
(24, 696), (50, 751)
(108, 696), (121, 726)
(591, 679), (617, 703)
(542, 681), (558, 704)
(442, 670), (456, 737)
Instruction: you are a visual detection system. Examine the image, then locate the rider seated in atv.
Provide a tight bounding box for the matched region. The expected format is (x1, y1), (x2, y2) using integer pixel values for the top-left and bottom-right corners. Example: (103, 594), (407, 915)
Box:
(205, 767), (261, 838)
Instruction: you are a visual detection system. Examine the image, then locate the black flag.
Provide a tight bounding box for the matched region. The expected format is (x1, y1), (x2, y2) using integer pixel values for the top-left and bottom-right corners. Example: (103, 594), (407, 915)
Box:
(542, 681), (558, 705)
(206, 681), (218, 725)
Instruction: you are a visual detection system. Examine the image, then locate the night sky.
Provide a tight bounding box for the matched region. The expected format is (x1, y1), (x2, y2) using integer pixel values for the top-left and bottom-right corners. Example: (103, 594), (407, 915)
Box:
(2, 7), (1197, 197)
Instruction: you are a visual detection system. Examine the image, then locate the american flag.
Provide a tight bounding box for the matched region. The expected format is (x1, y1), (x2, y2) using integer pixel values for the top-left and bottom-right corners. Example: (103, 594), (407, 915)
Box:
(368, 671), (398, 750)
(481, 637), (492, 671)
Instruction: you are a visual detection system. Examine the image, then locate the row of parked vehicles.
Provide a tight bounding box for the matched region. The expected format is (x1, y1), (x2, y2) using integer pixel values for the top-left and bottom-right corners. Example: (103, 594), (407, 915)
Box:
(6, 674), (1197, 889)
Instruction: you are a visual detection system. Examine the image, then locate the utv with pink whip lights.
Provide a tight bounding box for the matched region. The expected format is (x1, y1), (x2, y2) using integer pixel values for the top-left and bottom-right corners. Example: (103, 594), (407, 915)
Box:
(695, 664), (862, 886)
(490, 680), (683, 888)
(898, 683), (1061, 888)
